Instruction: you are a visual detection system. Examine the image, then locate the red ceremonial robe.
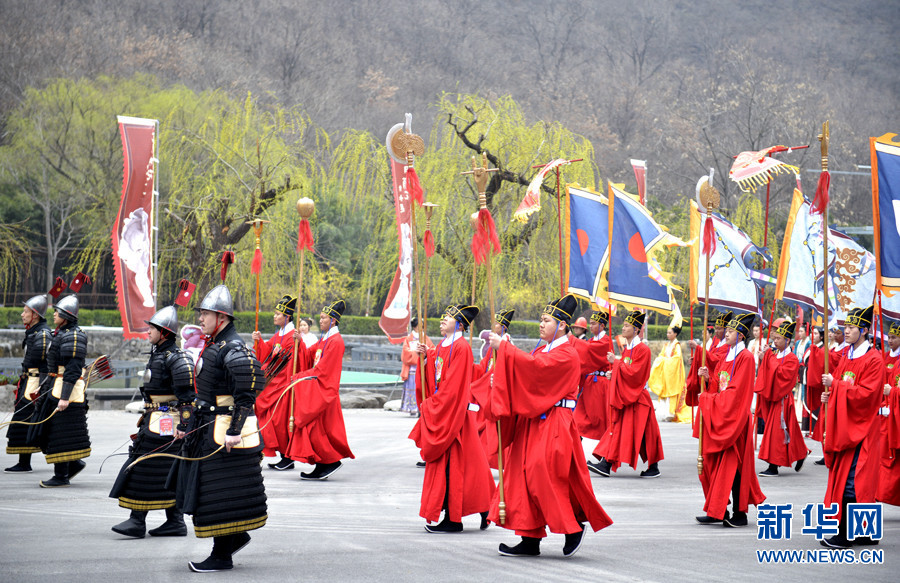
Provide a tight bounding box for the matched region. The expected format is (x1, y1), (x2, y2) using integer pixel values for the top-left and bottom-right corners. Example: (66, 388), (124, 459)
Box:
(878, 350), (900, 506)
(570, 334), (613, 440)
(807, 344), (849, 442)
(823, 344), (884, 519)
(483, 337), (613, 538)
(285, 329), (355, 464)
(409, 334), (495, 522)
(754, 349), (807, 467)
(698, 345), (766, 519)
(470, 334), (510, 469)
(255, 325), (295, 457)
(593, 339), (663, 471)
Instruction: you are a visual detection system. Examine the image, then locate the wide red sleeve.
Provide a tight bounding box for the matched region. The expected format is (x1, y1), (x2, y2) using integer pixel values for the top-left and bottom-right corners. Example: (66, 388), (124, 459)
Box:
(485, 340), (580, 420)
(409, 339), (472, 461)
(571, 336), (612, 374)
(888, 385), (900, 449)
(608, 342), (652, 409)
(471, 348), (493, 381)
(755, 351), (799, 401)
(255, 333), (276, 362)
(825, 351), (885, 453)
(699, 351), (755, 453)
(290, 335), (344, 426)
(807, 345), (824, 391)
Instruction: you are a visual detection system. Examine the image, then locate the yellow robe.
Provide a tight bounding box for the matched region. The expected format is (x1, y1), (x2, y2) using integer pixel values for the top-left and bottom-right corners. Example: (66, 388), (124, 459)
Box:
(648, 340), (691, 423)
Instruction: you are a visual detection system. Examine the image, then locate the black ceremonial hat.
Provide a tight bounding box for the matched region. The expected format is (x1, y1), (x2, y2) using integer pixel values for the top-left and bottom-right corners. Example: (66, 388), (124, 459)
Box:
(726, 312), (756, 338)
(624, 310), (646, 329)
(322, 299), (347, 322)
(446, 304), (479, 327)
(543, 294), (577, 324)
(275, 295), (297, 317)
(845, 304), (874, 329)
(774, 319), (797, 341)
(495, 308), (514, 328)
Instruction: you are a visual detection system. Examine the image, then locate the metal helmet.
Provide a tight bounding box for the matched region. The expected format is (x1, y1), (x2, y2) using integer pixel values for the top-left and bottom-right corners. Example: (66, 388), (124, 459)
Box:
(54, 294), (79, 321)
(146, 305), (179, 335)
(195, 285), (234, 317)
(24, 294), (48, 318)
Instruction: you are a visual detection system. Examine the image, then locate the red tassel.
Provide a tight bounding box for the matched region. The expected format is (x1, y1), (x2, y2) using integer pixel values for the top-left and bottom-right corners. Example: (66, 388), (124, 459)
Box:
(251, 248), (263, 275)
(406, 167), (424, 206)
(423, 230), (435, 258)
(471, 232), (487, 265)
(810, 170), (830, 216)
(478, 208), (502, 255)
(297, 219), (314, 252)
(702, 216), (716, 256)
(220, 250), (235, 282)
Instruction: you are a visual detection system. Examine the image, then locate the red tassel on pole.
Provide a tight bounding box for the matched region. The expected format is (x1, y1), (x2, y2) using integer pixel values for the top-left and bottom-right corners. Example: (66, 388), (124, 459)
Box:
(251, 247), (263, 275)
(471, 232), (487, 265)
(810, 170), (830, 216)
(220, 250), (235, 282)
(406, 167), (424, 206)
(297, 219), (315, 252)
(702, 215), (716, 256)
(423, 229), (435, 258)
(478, 208), (501, 255)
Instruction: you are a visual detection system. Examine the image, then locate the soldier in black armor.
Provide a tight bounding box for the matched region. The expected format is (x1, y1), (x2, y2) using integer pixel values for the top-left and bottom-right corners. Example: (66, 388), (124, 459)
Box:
(109, 305), (194, 538)
(31, 294), (90, 488)
(172, 285), (266, 573)
(5, 295), (52, 473)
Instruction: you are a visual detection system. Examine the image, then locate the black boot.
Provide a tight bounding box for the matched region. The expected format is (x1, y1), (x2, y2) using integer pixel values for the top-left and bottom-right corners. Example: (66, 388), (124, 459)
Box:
(563, 524), (586, 557)
(268, 456), (294, 471)
(148, 507), (187, 537)
(300, 461), (343, 480)
(111, 510), (148, 538)
(821, 498), (852, 548)
(480, 511), (490, 530)
(39, 463), (70, 488)
(587, 458), (611, 477)
(424, 513), (463, 533)
(189, 537), (234, 572)
(640, 463), (661, 478)
(67, 459), (86, 480)
(4, 453), (33, 473)
(498, 536), (541, 557)
(758, 463), (779, 477)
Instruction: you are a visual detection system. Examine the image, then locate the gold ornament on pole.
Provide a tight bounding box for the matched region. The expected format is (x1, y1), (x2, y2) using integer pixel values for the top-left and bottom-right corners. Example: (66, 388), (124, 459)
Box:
(291, 196), (316, 433)
(696, 169), (720, 476)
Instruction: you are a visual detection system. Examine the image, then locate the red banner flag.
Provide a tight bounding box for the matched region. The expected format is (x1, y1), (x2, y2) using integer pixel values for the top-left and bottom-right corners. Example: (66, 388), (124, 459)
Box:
(630, 159), (647, 205)
(379, 158), (413, 343)
(112, 116), (158, 339)
(174, 279), (196, 307)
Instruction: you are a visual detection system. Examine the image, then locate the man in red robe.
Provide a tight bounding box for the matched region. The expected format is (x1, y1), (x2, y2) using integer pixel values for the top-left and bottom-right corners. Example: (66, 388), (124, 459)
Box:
(252, 295), (298, 470)
(755, 320), (807, 476)
(286, 299), (355, 480)
(570, 312), (613, 446)
(483, 294), (613, 557)
(810, 326), (849, 464)
(589, 310), (663, 478)
(685, 311), (732, 408)
(878, 321), (900, 507)
(696, 312), (766, 528)
(820, 305), (885, 548)
(471, 308), (514, 469)
(410, 304), (495, 533)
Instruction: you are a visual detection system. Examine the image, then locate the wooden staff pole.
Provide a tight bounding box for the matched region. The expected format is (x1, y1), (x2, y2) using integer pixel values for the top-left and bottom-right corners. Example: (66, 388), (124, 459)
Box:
(463, 153), (505, 524)
(469, 212), (479, 348)
(247, 218), (269, 354)
(422, 202), (438, 337)
(697, 176), (720, 476)
(819, 122), (831, 440)
(292, 198), (315, 433)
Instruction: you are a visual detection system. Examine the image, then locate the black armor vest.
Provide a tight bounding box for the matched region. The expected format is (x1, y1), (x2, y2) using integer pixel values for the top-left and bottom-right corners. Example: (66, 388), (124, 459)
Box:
(194, 323), (263, 410)
(22, 319), (52, 373)
(46, 321), (87, 385)
(141, 337), (195, 404)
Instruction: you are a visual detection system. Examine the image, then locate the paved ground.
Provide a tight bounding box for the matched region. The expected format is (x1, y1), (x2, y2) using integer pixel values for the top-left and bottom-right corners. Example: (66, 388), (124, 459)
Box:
(0, 408), (894, 582)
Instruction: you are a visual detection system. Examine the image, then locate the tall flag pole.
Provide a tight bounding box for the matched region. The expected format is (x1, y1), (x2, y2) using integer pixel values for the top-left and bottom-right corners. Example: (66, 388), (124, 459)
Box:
(696, 169), (720, 475)
(292, 197), (315, 433)
(247, 218), (269, 354)
(422, 202), (438, 337)
(812, 122), (832, 440)
(469, 211), (479, 348)
(461, 153), (504, 524)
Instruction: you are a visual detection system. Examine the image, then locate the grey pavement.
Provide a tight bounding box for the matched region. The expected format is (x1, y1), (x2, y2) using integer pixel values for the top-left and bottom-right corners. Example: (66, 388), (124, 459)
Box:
(0, 408), (895, 582)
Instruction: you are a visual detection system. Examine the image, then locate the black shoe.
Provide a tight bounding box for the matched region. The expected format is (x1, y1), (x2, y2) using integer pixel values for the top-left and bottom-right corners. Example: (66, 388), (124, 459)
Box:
(39, 475), (70, 488)
(820, 535), (851, 549)
(112, 511), (148, 538)
(640, 464), (660, 478)
(189, 556), (233, 573)
(587, 459), (610, 477)
(415, 461), (426, 468)
(696, 513), (726, 525)
(67, 459), (86, 480)
(230, 532), (251, 556)
(424, 516), (463, 533)
(795, 457), (806, 472)
(301, 461), (342, 481)
(724, 511), (748, 528)
(758, 465), (779, 477)
(498, 537), (541, 557)
(268, 457), (294, 471)
(148, 508), (187, 537)
(4, 463), (33, 473)
(814, 458), (826, 466)
(563, 526), (585, 557)
(480, 512), (490, 530)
